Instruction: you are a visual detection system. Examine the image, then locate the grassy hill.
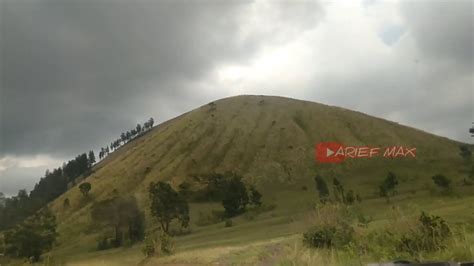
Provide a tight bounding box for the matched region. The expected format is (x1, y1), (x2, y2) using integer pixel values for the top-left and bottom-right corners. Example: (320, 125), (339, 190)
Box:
(37, 95), (472, 265)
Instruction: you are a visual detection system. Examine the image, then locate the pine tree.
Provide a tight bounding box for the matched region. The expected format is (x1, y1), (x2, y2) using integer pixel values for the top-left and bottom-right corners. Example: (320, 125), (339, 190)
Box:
(88, 150), (96, 167)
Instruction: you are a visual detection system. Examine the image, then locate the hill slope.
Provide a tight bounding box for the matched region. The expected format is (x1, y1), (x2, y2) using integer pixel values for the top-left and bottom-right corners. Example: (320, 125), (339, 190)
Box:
(46, 95), (470, 263)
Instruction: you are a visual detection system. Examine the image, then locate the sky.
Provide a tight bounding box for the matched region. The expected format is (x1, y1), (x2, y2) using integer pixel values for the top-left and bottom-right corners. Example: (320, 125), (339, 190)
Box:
(0, 0), (473, 196)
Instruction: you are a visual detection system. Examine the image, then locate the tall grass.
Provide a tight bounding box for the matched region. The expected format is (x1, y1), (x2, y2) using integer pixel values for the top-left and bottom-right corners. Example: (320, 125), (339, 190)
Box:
(281, 203), (474, 266)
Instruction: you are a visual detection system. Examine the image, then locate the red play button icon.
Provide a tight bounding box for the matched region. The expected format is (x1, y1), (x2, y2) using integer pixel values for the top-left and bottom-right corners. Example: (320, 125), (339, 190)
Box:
(315, 142), (345, 163)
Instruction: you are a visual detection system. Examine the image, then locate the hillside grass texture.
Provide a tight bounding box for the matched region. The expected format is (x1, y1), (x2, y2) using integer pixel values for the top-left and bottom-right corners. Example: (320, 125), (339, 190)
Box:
(5, 95), (472, 265)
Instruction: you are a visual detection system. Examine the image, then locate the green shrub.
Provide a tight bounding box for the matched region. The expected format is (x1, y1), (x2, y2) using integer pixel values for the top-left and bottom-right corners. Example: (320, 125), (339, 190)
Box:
(432, 174), (452, 191)
(303, 222), (353, 249)
(159, 232), (175, 255)
(303, 225), (336, 248)
(397, 212), (451, 255)
(142, 234), (156, 257)
(303, 204), (354, 249)
(356, 210), (454, 259)
(225, 219), (233, 227)
(345, 190), (355, 205)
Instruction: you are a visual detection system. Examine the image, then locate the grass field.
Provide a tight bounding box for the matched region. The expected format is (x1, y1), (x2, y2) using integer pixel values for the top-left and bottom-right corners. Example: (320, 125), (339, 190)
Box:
(42, 190), (474, 266)
(4, 95), (472, 265)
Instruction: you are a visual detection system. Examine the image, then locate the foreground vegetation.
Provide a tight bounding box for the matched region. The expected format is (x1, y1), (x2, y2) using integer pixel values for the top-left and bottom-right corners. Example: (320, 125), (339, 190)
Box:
(10, 191), (468, 266)
(2, 168), (472, 265)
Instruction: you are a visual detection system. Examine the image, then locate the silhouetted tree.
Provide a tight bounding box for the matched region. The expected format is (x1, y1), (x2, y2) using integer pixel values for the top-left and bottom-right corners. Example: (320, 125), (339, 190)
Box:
(121, 132), (126, 143)
(99, 147), (106, 160)
(314, 175), (329, 203)
(63, 198), (70, 208)
(91, 196), (144, 246)
(4, 208), (57, 262)
(222, 176), (249, 217)
(88, 150), (96, 167)
(379, 171), (398, 203)
(332, 178), (345, 203)
(0, 152), (99, 230)
(149, 182), (189, 233)
(79, 182), (92, 197)
(0, 116), (158, 232)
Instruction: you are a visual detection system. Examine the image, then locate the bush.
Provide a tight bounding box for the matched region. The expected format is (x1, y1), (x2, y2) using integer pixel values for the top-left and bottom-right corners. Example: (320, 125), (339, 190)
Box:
(303, 222), (353, 249)
(142, 234), (156, 257)
(432, 174), (451, 191)
(345, 190), (355, 205)
(397, 212), (451, 255)
(356, 210), (454, 259)
(158, 232), (175, 255)
(303, 204), (354, 249)
(142, 232), (174, 256)
(225, 219), (233, 227)
(303, 225), (336, 248)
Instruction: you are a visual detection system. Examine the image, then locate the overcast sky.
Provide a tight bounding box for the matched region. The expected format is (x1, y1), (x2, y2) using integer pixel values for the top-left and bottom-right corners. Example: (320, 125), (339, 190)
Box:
(0, 0), (473, 196)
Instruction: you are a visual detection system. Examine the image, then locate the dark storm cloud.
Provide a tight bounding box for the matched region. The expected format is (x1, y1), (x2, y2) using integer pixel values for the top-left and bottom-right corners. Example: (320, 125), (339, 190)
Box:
(0, 0), (324, 194)
(0, 0), (323, 157)
(0, 0), (253, 157)
(1, 0), (470, 195)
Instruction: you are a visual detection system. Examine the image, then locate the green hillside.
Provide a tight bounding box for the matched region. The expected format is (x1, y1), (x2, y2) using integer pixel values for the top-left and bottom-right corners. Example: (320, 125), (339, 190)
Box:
(30, 95), (472, 265)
